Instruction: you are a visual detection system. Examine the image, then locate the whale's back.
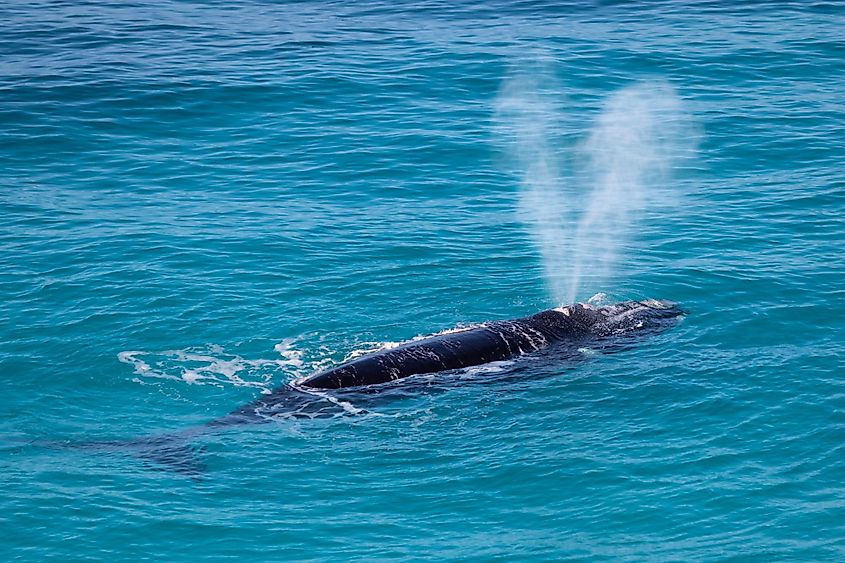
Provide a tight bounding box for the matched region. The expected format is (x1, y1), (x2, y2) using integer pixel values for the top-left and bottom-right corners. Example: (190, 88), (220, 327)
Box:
(300, 320), (549, 389)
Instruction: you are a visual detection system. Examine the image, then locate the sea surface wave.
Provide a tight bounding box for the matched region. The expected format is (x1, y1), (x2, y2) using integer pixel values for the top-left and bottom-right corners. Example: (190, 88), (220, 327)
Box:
(2, 1), (845, 560)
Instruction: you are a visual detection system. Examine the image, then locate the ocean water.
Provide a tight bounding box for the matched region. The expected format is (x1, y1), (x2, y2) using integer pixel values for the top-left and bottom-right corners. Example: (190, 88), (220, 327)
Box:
(2, 0), (845, 559)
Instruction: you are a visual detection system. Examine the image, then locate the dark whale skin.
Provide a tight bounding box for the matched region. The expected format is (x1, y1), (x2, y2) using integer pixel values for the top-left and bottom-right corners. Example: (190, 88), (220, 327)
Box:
(297, 300), (679, 390)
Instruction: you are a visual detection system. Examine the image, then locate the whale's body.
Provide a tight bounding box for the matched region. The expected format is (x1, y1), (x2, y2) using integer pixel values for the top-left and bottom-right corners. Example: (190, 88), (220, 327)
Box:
(217, 299), (683, 425)
(299, 300), (679, 389)
(37, 300), (683, 476)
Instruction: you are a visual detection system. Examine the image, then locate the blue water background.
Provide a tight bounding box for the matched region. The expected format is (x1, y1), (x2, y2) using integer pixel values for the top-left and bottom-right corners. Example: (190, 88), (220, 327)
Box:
(2, 1), (844, 559)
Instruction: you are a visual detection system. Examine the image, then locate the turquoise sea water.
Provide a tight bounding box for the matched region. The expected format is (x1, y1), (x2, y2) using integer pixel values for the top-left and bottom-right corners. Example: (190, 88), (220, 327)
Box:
(3, 1), (845, 559)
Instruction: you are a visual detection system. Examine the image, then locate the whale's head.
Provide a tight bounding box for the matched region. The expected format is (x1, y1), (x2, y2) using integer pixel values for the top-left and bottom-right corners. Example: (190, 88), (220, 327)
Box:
(590, 299), (685, 336)
(533, 299), (683, 341)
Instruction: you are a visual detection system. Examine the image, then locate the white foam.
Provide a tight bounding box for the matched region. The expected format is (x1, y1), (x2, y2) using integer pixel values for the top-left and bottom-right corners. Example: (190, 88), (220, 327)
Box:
(273, 338), (304, 368)
(459, 359), (515, 377)
(295, 386), (366, 415)
(342, 341), (404, 362)
(117, 341), (312, 392)
(182, 370), (201, 384)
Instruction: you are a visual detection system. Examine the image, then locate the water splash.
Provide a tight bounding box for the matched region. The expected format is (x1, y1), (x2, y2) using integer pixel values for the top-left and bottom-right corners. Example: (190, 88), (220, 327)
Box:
(117, 342), (309, 394)
(116, 330), (486, 393)
(495, 69), (696, 304)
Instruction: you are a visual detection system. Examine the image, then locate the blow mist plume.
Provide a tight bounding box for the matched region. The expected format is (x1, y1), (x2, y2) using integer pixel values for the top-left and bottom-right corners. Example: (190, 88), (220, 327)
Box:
(495, 69), (696, 304)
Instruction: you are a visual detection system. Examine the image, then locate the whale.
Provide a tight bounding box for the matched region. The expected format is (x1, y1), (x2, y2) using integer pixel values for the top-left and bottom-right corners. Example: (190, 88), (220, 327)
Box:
(214, 299), (683, 425)
(31, 299), (683, 476)
(301, 299), (680, 388)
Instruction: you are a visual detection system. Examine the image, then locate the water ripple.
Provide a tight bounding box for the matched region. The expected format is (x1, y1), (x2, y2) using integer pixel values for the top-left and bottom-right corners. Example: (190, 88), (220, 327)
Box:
(3, 0), (845, 560)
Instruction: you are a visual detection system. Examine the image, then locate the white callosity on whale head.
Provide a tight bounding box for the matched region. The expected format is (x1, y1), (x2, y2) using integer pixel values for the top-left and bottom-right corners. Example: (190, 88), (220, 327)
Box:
(554, 300), (674, 324)
(553, 302), (599, 316)
(639, 298), (676, 309)
(586, 298), (684, 336)
(587, 292), (609, 305)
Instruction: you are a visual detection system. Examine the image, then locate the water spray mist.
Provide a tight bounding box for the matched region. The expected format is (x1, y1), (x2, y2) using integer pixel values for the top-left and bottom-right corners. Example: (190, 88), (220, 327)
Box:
(495, 69), (695, 304)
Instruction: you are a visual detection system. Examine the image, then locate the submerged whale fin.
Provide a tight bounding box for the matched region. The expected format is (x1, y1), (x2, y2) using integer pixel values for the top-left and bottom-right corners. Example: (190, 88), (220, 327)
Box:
(24, 432), (207, 479)
(126, 435), (207, 478)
